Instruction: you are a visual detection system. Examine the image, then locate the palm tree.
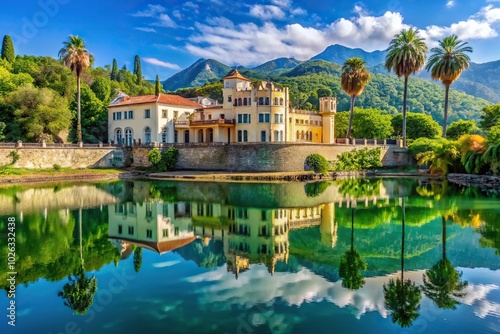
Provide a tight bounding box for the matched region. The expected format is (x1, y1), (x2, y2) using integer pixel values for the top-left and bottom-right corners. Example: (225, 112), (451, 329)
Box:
(385, 28), (428, 147)
(422, 216), (468, 309)
(383, 198), (422, 327)
(425, 35), (472, 138)
(341, 57), (371, 139)
(59, 35), (92, 143)
(339, 208), (367, 290)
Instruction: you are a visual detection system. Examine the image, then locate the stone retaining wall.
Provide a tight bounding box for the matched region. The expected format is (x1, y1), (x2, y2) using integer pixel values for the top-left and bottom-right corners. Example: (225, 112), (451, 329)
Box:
(0, 147), (126, 169)
(132, 143), (409, 172)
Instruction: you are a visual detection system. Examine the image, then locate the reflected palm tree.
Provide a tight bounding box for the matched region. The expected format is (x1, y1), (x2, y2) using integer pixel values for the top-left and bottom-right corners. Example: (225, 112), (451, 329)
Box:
(58, 208), (98, 314)
(383, 198), (422, 327)
(422, 216), (467, 309)
(339, 208), (367, 290)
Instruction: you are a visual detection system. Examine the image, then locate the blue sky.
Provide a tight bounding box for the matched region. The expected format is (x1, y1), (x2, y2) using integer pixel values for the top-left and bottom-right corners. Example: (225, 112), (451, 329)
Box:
(1, 0), (500, 80)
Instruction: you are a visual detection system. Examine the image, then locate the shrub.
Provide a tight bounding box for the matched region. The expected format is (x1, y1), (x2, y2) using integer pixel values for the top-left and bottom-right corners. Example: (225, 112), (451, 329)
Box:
(487, 124), (500, 144)
(8, 150), (19, 165)
(304, 181), (330, 197)
(410, 138), (460, 175)
(148, 148), (162, 165)
(53, 164), (61, 171)
(305, 154), (329, 175)
(148, 147), (179, 172)
(331, 148), (382, 171)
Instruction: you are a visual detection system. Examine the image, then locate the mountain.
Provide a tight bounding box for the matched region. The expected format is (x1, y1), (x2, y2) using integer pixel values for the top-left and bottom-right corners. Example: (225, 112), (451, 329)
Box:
(162, 58), (232, 91)
(311, 44), (387, 67)
(251, 57), (303, 75)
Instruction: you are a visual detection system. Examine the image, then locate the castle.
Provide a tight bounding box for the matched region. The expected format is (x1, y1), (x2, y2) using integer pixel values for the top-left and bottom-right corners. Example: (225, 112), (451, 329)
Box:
(107, 70), (337, 145)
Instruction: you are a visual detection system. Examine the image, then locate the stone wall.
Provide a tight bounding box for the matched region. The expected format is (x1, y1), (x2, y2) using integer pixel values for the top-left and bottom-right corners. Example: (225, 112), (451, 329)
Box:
(0, 147), (126, 169)
(132, 143), (409, 172)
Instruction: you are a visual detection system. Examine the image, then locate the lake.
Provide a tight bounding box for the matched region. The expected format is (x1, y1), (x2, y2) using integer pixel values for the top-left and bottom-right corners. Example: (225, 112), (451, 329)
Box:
(0, 178), (499, 334)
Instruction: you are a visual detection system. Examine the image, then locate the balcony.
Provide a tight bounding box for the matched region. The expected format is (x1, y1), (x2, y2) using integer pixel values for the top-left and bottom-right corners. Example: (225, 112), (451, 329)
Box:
(190, 119), (235, 126)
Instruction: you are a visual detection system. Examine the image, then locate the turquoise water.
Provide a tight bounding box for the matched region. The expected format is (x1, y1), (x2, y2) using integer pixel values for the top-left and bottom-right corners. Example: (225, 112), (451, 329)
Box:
(0, 178), (499, 333)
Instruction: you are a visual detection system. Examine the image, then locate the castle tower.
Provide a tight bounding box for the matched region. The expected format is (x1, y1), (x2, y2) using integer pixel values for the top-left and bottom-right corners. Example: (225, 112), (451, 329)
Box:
(319, 97), (337, 143)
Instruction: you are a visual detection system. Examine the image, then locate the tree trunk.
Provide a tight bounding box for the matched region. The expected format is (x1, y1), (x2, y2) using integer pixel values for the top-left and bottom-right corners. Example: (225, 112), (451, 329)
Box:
(443, 85), (450, 138)
(79, 208), (83, 264)
(442, 216), (447, 260)
(346, 95), (356, 139)
(351, 208), (354, 252)
(402, 76), (409, 147)
(77, 75), (82, 142)
(401, 197), (405, 283)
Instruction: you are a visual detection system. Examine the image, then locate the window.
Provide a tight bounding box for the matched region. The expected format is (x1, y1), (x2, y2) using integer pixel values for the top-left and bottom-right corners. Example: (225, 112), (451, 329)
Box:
(118, 225), (122, 234)
(162, 129), (167, 143)
(115, 129), (122, 144)
(116, 112), (122, 120)
(274, 131), (279, 142)
(274, 97), (278, 105)
(243, 130), (248, 142)
(128, 110), (134, 119)
(228, 96), (232, 103)
(162, 110), (168, 118)
(197, 203), (204, 216)
(124, 111), (128, 119)
(162, 229), (169, 237)
(280, 130), (284, 142)
(128, 226), (134, 235)
(174, 130), (178, 143)
(265, 97), (270, 105)
(144, 109), (151, 118)
(258, 97), (264, 105)
(280, 114), (283, 123)
(174, 227), (179, 236)
(261, 130), (266, 142)
(243, 114), (249, 123)
(146, 202), (152, 218)
(259, 114), (270, 123)
(274, 114), (279, 123)
(125, 128), (133, 146)
(184, 130), (190, 143)
(113, 113), (116, 120)
(280, 98), (284, 106)
(238, 114), (242, 123)
(237, 130), (242, 142)
(144, 127), (151, 144)
(208, 114), (212, 120)
(207, 204), (213, 217)
(243, 98), (248, 106)
(146, 229), (153, 239)
(261, 210), (267, 221)
(238, 98), (242, 106)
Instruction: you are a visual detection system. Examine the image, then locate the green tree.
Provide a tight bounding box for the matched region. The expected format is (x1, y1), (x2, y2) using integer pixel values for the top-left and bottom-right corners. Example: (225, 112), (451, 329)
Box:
(341, 57), (371, 138)
(1, 35), (15, 63)
(317, 86), (332, 98)
(334, 111), (350, 139)
(410, 138), (460, 175)
(59, 35), (92, 142)
(486, 125), (500, 144)
(133, 55), (142, 84)
(423, 217), (468, 309)
(426, 35), (473, 138)
(110, 59), (118, 81)
(0, 122), (5, 141)
(69, 84), (108, 143)
(90, 76), (111, 103)
(446, 119), (479, 140)
(392, 112), (441, 140)
(58, 264), (98, 315)
(155, 74), (161, 96)
(385, 28), (428, 147)
(8, 85), (72, 142)
(351, 108), (393, 139)
(339, 209), (367, 290)
(479, 104), (500, 131)
(383, 199), (422, 328)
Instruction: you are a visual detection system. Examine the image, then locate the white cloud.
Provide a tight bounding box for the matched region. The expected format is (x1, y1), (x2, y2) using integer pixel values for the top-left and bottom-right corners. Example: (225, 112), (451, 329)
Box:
(131, 4), (165, 17)
(271, 0), (292, 8)
(186, 10), (408, 66)
(172, 10), (183, 20)
(184, 2), (199, 14)
(135, 27), (157, 33)
(151, 14), (178, 28)
(446, 0), (456, 8)
(143, 57), (181, 70)
(250, 5), (286, 20)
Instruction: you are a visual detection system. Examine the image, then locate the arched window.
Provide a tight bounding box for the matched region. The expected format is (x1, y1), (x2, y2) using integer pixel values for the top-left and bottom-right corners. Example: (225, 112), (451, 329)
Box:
(125, 128), (133, 146)
(115, 128), (122, 145)
(238, 98), (242, 106)
(309, 131), (313, 141)
(280, 98), (284, 106)
(184, 130), (190, 143)
(144, 127), (151, 144)
(301, 130), (305, 140)
(296, 131), (299, 140)
(259, 97), (264, 105)
(248, 98), (251, 106)
(161, 129), (167, 143)
(174, 130), (178, 143)
(274, 97), (279, 105)
(265, 97), (270, 105)
(243, 98), (247, 106)
(198, 129), (204, 143)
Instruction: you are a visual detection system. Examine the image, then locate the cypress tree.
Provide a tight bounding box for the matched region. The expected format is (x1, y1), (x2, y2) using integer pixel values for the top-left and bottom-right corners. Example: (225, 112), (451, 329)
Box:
(133, 55), (142, 84)
(155, 75), (161, 96)
(110, 59), (118, 81)
(1, 35), (15, 63)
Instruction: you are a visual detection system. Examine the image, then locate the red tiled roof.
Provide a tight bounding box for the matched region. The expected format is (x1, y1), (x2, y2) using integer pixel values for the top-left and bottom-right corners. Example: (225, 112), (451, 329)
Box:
(109, 93), (201, 108)
(223, 69), (251, 81)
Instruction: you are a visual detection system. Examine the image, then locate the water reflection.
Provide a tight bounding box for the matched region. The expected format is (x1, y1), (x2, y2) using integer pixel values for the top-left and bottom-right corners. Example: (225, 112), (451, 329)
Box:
(0, 178), (499, 332)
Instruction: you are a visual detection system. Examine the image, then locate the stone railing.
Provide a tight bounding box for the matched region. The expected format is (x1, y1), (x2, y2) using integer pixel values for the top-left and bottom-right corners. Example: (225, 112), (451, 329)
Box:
(335, 138), (402, 147)
(190, 119), (235, 125)
(0, 141), (118, 148)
